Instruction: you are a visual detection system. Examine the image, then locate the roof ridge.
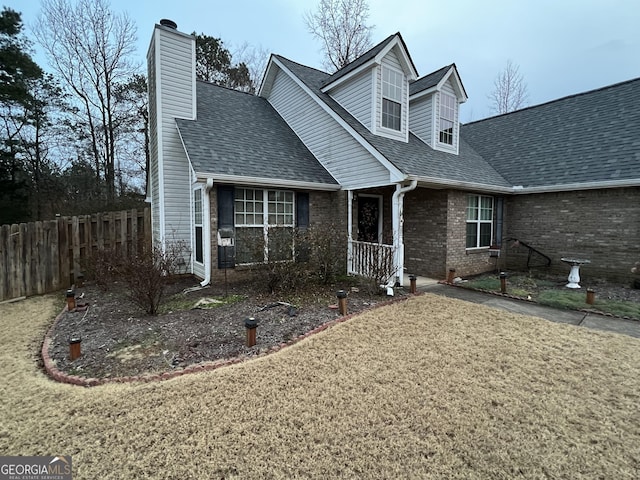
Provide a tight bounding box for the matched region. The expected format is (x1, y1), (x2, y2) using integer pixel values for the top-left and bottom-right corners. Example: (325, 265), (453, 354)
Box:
(464, 76), (640, 126)
(273, 54), (329, 75)
(195, 79), (257, 97)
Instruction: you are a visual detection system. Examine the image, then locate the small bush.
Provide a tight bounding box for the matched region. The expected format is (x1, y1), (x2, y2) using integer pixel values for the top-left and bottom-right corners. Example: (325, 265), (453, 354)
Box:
(117, 241), (190, 315)
(239, 226), (344, 294)
(81, 248), (123, 289)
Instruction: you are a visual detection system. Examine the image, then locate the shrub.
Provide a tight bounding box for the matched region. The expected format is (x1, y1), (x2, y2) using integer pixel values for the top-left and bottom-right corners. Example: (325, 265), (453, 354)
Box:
(116, 241), (190, 315)
(237, 226), (344, 294)
(81, 247), (123, 289)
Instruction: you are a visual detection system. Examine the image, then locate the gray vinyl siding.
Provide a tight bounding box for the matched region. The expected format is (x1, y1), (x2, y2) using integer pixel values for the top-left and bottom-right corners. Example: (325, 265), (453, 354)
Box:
(375, 49), (408, 141)
(268, 67), (392, 189)
(331, 69), (373, 129)
(409, 94), (433, 146)
(435, 79), (460, 154)
(154, 27), (195, 262)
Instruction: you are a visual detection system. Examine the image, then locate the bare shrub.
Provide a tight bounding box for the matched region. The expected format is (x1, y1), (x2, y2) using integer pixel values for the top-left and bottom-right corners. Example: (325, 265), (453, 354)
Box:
(116, 241), (190, 315)
(237, 226), (344, 293)
(81, 248), (123, 289)
(305, 225), (344, 285)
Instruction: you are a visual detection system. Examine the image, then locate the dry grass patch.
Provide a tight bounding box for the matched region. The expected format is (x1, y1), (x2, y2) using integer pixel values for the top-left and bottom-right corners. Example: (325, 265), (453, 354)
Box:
(1, 294), (640, 479)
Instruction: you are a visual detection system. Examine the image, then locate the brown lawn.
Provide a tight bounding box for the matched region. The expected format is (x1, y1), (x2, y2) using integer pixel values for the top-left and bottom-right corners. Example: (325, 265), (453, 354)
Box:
(1, 293), (639, 479)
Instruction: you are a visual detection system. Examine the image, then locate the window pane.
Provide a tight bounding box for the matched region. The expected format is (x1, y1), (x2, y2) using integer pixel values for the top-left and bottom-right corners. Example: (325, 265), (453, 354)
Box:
(268, 227), (294, 261)
(479, 223), (492, 247)
(235, 227), (264, 264)
(194, 189), (202, 224)
(382, 98), (401, 130)
(466, 223), (477, 248)
(466, 196), (478, 220)
(195, 226), (203, 263)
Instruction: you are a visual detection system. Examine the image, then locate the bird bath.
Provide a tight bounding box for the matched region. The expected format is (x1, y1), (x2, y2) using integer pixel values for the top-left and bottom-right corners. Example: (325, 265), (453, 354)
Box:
(560, 257), (591, 288)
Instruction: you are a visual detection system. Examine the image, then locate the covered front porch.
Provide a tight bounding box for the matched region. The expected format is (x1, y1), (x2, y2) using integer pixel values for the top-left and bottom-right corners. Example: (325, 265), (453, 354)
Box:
(346, 182), (416, 287)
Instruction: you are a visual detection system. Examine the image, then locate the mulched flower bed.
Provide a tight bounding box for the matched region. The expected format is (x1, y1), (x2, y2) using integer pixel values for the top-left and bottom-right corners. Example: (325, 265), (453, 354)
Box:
(48, 276), (401, 380)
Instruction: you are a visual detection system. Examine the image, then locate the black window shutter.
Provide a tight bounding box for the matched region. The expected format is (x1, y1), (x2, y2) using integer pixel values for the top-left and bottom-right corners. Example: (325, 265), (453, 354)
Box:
(495, 196), (504, 247)
(296, 192), (309, 229)
(217, 185), (235, 268)
(295, 192), (310, 263)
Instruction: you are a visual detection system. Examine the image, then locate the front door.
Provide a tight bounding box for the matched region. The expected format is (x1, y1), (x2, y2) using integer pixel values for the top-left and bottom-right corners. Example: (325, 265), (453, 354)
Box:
(357, 195), (381, 243)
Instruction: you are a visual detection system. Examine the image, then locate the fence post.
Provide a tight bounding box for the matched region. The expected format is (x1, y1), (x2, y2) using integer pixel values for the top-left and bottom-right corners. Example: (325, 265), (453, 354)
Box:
(130, 208), (138, 256)
(120, 210), (128, 257)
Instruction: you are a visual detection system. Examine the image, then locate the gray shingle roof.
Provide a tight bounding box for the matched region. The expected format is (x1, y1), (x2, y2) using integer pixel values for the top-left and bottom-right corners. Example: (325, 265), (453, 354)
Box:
(176, 81), (337, 186)
(462, 78), (640, 188)
(276, 56), (511, 189)
(409, 64), (451, 96)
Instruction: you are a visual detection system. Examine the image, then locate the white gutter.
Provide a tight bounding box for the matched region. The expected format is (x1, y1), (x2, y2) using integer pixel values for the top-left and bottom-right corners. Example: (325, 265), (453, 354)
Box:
(391, 179), (418, 288)
(414, 175), (640, 195)
(200, 178), (214, 287)
(198, 173), (341, 191)
(413, 175), (514, 194)
(515, 178), (640, 194)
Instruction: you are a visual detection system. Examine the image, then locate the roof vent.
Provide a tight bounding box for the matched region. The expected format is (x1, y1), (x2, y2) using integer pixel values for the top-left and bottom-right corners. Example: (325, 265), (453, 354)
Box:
(160, 19), (177, 29)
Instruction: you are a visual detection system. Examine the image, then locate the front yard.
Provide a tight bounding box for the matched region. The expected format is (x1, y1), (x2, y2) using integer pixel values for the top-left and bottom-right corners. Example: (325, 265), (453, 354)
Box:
(1, 292), (639, 478)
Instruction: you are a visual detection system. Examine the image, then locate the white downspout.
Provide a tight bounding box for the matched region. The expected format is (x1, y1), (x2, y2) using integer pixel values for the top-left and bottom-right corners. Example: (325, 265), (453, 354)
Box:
(391, 179), (418, 287)
(200, 178), (214, 287)
(347, 190), (353, 275)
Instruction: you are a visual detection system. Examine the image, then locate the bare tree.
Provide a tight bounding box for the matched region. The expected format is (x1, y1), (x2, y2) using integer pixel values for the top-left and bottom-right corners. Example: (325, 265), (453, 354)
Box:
(304, 0), (374, 72)
(33, 0), (139, 202)
(488, 60), (529, 115)
(233, 41), (269, 93)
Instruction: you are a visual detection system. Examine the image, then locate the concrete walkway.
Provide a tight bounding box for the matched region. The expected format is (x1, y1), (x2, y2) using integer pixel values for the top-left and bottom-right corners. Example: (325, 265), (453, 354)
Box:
(419, 282), (640, 339)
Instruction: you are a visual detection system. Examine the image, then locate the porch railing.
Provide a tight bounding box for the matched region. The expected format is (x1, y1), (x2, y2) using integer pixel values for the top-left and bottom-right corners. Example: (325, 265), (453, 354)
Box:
(348, 240), (395, 284)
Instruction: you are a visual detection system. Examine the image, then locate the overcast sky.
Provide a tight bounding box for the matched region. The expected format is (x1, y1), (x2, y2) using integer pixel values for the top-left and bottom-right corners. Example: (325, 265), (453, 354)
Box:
(10, 0), (640, 121)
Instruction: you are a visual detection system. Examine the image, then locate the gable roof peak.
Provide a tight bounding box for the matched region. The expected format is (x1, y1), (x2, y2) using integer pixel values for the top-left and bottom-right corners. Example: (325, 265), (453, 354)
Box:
(320, 32), (418, 92)
(409, 63), (467, 102)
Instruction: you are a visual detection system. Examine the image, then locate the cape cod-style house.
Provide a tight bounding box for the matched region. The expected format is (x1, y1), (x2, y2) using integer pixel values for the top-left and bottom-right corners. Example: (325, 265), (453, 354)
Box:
(147, 20), (640, 287)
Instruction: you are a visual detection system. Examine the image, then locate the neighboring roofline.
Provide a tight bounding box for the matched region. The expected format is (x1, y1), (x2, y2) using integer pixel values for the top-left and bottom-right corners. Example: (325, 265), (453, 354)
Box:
(320, 33), (418, 93)
(515, 179), (640, 194)
(464, 76), (640, 126)
(196, 173), (342, 191)
(271, 56), (407, 183)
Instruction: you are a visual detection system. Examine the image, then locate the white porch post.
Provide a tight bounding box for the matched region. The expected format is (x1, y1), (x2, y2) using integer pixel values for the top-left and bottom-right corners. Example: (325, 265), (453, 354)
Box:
(391, 180), (417, 287)
(347, 190), (353, 275)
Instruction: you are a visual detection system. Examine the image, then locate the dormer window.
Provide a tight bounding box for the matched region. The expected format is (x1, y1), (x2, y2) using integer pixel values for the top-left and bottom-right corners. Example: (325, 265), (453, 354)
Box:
(439, 93), (456, 145)
(382, 66), (403, 131)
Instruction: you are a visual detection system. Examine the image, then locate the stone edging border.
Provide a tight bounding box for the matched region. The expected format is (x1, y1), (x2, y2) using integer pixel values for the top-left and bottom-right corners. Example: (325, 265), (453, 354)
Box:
(42, 292), (421, 387)
(439, 280), (640, 322)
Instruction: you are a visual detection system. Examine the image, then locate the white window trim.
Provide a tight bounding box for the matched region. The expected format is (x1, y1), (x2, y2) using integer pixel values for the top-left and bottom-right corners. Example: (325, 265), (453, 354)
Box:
(234, 188), (296, 264)
(466, 194), (494, 250)
(378, 64), (406, 139)
(193, 185), (204, 266)
(437, 92), (456, 148)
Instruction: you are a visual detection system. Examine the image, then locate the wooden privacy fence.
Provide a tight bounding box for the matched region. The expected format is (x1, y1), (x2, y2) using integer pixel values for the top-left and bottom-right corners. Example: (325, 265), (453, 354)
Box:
(0, 208), (151, 302)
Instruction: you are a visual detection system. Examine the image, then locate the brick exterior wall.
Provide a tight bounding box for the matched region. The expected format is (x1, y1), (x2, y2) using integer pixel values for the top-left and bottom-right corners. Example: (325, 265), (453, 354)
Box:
(404, 189), (503, 280)
(505, 187), (640, 283)
(403, 188), (448, 278)
(208, 186), (346, 283)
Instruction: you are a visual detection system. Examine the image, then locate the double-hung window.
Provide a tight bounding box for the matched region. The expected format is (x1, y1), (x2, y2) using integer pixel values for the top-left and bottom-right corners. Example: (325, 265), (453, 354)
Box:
(234, 188), (295, 263)
(466, 195), (493, 248)
(193, 187), (203, 264)
(381, 66), (403, 131)
(439, 93), (456, 145)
